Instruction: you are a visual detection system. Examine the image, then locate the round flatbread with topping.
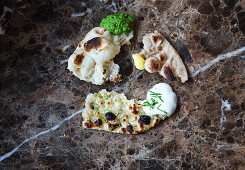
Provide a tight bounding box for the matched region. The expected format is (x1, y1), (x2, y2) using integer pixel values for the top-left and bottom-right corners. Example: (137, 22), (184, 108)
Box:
(82, 90), (162, 134)
(67, 27), (133, 85)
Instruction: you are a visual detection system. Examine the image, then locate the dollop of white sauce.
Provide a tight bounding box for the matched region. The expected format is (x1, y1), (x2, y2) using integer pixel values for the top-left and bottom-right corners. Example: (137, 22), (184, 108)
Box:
(141, 83), (177, 118)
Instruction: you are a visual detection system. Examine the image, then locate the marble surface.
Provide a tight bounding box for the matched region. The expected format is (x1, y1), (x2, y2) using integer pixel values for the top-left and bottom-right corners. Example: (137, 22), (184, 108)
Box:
(0, 0), (245, 169)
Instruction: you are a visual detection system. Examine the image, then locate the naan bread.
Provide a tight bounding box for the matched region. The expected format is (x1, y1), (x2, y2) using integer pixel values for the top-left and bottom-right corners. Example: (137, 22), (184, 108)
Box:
(82, 90), (163, 134)
(68, 27), (133, 85)
(139, 31), (188, 83)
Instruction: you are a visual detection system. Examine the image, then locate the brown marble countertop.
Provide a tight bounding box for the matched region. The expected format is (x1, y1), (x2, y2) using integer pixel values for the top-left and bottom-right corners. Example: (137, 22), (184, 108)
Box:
(0, 0), (245, 169)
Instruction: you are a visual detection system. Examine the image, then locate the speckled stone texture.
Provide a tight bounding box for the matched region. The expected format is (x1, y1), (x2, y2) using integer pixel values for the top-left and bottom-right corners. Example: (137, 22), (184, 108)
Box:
(0, 0), (245, 169)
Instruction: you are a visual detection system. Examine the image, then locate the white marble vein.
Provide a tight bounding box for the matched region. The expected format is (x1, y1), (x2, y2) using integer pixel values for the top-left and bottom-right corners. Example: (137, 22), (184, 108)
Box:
(191, 46), (245, 78)
(0, 109), (83, 162)
(220, 100), (231, 130)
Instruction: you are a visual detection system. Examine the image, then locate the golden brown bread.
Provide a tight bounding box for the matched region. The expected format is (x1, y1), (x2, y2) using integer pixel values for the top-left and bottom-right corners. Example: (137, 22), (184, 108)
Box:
(139, 31), (188, 83)
(67, 27), (133, 85)
(82, 90), (162, 134)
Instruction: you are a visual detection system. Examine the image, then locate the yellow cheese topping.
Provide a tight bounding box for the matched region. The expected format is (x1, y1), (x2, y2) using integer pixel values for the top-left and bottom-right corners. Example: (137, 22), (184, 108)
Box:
(132, 53), (145, 70)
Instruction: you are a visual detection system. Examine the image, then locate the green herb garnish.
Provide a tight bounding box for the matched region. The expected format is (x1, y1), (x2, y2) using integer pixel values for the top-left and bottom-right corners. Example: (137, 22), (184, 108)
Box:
(143, 101), (153, 109)
(98, 114), (104, 119)
(98, 94), (103, 98)
(106, 94), (111, 100)
(149, 91), (162, 96)
(138, 112), (143, 116)
(150, 91), (164, 102)
(143, 98), (159, 109)
(157, 104), (170, 117)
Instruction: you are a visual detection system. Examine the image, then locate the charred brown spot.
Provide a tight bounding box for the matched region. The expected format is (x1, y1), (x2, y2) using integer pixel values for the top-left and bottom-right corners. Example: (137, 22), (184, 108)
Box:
(106, 101), (110, 105)
(139, 122), (144, 129)
(108, 123), (119, 131)
(123, 119), (126, 121)
(105, 112), (116, 121)
(90, 104), (94, 110)
(78, 44), (81, 48)
(153, 35), (163, 43)
(177, 76), (182, 82)
(74, 54), (84, 65)
(84, 120), (93, 128)
(95, 119), (102, 127)
(84, 37), (102, 52)
(132, 105), (138, 114)
(164, 66), (174, 81)
(149, 58), (160, 72)
(139, 115), (151, 125)
(121, 128), (126, 133)
(111, 73), (122, 82)
(159, 54), (166, 61)
(149, 49), (153, 53)
(126, 115), (129, 119)
(126, 125), (134, 133)
(129, 105), (132, 110)
(158, 46), (162, 51)
(100, 101), (104, 105)
(154, 119), (159, 126)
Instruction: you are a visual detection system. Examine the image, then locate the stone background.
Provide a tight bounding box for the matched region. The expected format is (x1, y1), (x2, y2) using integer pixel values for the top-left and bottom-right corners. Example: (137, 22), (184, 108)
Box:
(0, 0), (244, 169)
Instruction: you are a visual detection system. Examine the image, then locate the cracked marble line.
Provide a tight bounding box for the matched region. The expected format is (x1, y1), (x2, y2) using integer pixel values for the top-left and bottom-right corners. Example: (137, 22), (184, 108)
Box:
(191, 46), (245, 78)
(0, 109), (83, 162)
(60, 59), (69, 65)
(220, 100), (231, 130)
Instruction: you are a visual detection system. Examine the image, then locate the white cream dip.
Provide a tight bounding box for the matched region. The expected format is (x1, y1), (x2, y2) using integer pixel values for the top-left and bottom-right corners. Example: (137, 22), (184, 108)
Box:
(141, 83), (177, 118)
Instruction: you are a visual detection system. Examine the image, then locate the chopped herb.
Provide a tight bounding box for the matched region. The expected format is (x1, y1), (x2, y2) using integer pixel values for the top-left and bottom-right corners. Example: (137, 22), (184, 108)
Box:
(98, 94), (103, 98)
(142, 101), (153, 109)
(117, 112), (122, 116)
(152, 95), (164, 102)
(138, 112), (143, 116)
(143, 98), (158, 109)
(88, 114), (92, 120)
(164, 110), (170, 117)
(106, 94), (111, 100)
(150, 91), (164, 102)
(151, 98), (158, 105)
(94, 93), (98, 97)
(98, 114), (104, 119)
(149, 91), (162, 96)
(94, 107), (99, 112)
(157, 104), (170, 117)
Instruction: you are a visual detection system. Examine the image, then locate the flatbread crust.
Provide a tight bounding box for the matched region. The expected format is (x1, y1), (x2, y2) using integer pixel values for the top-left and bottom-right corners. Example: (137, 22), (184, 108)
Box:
(139, 31), (188, 83)
(82, 90), (163, 134)
(68, 27), (133, 85)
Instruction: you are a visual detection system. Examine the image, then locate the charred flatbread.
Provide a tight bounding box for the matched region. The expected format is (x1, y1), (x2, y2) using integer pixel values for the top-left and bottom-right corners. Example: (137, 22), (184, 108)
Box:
(82, 90), (163, 134)
(139, 31), (188, 83)
(68, 27), (133, 85)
